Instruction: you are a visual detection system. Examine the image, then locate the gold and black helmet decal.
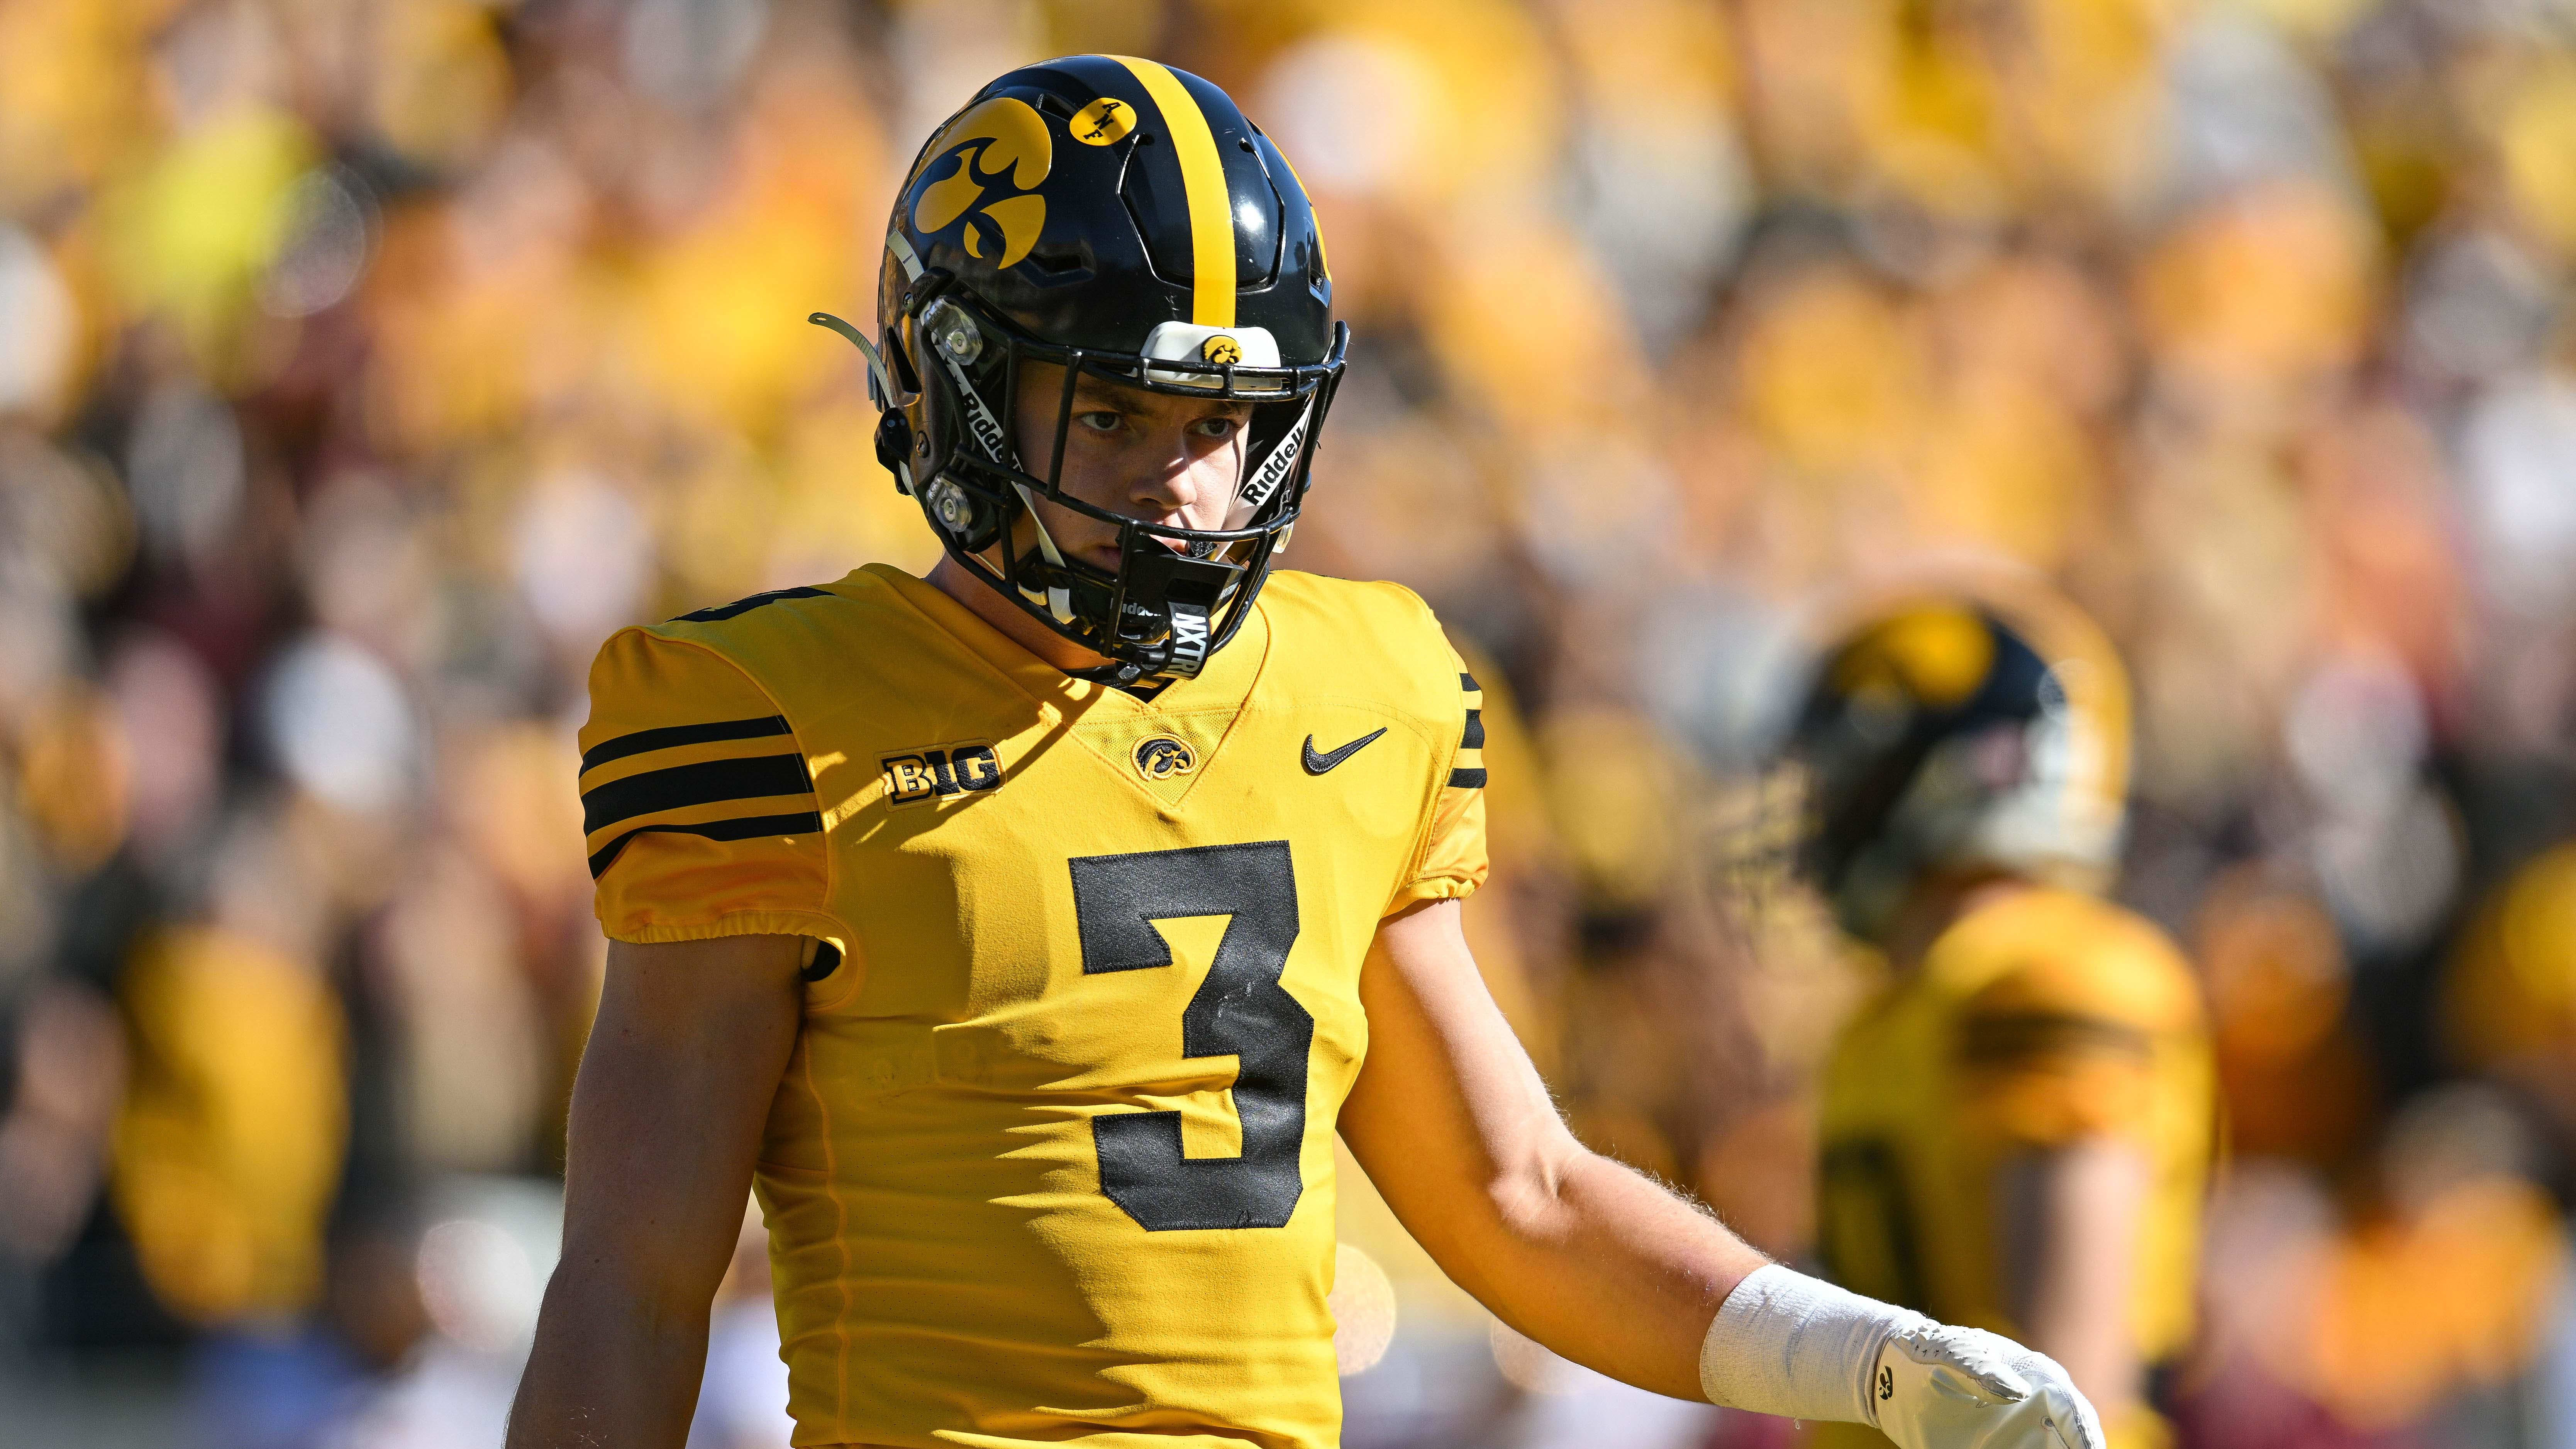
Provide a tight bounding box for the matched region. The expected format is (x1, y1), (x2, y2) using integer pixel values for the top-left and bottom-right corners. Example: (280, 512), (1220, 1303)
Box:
(907, 96), (1054, 269)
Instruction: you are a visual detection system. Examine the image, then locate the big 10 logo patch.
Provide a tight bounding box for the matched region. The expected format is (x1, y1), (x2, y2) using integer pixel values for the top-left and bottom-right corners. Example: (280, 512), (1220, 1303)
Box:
(882, 741), (1005, 807)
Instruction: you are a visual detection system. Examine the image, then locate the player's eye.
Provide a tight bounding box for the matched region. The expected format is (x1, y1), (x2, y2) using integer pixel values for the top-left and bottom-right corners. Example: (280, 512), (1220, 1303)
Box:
(1187, 415), (1245, 440)
(1074, 410), (1123, 434)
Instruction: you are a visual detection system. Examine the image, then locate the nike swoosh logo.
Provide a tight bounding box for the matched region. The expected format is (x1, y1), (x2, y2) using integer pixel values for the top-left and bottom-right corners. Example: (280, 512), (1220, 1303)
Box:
(1302, 728), (1388, 775)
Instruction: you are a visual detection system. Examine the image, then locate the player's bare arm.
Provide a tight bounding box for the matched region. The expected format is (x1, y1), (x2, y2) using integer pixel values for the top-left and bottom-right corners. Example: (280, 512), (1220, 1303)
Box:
(1340, 897), (1765, 1397)
(505, 934), (806, 1449)
(2002, 1140), (2151, 1408)
(1346, 899), (2107, 1448)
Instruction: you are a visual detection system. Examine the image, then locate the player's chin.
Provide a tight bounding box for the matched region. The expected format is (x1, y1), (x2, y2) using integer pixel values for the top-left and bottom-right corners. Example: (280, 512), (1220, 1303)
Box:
(1074, 521), (1217, 572)
(1081, 535), (1184, 570)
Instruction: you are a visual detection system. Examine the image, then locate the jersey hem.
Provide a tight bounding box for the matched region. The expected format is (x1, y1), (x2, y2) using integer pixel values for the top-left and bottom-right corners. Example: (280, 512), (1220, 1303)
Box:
(1386, 873), (1480, 914)
(604, 909), (852, 948)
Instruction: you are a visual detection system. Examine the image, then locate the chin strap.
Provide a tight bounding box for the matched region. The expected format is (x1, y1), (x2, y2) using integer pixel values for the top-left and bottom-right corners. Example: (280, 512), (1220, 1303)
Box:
(1008, 483), (1078, 625)
(807, 311), (890, 402)
(1115, 540), (1238, 679)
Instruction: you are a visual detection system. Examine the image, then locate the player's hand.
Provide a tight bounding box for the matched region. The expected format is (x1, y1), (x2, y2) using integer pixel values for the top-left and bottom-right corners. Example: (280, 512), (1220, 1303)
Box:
(1869, 1321), (2104, 1449)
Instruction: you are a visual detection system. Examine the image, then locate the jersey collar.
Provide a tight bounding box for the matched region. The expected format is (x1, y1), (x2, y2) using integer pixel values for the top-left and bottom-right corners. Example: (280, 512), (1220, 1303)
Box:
(861, 562), (1270, 723)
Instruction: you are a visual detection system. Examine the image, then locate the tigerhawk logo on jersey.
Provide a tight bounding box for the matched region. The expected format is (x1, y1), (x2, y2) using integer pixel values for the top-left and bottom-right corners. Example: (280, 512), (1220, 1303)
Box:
(1133, 736), (1196, 780)
(882, 741), (1005, 806)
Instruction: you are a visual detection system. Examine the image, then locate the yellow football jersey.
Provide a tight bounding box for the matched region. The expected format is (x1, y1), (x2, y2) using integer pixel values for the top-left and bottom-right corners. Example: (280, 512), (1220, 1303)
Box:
(1813, 887), (2213, 1449)
(577, 563), (1487, 1449)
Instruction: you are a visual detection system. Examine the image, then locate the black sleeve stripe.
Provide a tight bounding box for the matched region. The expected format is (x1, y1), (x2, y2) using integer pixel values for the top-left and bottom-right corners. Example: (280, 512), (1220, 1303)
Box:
(1459, 671), (1480, 692)
(582, 753), (815, 837)
(580, 714), (791, 773)
(1447, 767), (1487, 789)
(672, 586), (830, 623)
(587, 811), (826, 880)
(1461, 708), (1485, 749)
(1958, 1011), (2153, 1066)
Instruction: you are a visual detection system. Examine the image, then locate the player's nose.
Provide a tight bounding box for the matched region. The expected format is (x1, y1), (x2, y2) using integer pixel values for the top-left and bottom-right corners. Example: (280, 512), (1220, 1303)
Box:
(1130, 437), (1221, 523)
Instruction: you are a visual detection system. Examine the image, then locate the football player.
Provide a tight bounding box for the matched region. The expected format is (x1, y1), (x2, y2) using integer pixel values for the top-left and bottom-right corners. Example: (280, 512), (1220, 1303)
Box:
(1774, 588), (2216, 1449)
(505, 57), (2106, 1449)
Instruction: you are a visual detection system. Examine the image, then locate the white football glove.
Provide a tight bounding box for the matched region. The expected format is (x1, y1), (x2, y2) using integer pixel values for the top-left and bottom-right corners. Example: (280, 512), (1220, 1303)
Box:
(1870, 1320), (2104, 1449)
(1699, 1265), (2106, 1449)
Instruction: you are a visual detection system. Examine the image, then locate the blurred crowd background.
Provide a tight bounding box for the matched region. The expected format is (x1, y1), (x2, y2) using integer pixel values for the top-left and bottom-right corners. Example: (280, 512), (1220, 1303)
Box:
(7, 0), (2576, 1445)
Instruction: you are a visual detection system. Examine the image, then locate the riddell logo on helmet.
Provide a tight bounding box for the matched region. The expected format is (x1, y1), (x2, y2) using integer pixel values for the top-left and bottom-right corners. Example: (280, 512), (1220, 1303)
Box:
(910, 97), (1052, 269)
(1235, 401), (1310, 515)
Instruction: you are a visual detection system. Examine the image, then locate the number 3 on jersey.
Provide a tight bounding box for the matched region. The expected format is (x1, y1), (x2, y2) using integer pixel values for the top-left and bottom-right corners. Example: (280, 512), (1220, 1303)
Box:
(1069, 841), (1313, 1231)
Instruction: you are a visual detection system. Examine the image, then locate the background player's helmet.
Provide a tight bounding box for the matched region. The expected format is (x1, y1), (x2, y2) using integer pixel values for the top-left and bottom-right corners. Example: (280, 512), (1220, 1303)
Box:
(1779, 583), (2132, 944)
(816, 54), (1345, 682)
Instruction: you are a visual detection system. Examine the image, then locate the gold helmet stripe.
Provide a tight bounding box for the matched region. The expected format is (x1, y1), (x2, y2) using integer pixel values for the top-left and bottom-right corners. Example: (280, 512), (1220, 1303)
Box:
(1111, 55), (1235, 327)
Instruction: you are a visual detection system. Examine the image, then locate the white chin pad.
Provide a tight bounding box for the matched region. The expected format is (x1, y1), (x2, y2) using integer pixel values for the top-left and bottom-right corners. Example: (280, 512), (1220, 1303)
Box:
(1143, 322), (1281, 390)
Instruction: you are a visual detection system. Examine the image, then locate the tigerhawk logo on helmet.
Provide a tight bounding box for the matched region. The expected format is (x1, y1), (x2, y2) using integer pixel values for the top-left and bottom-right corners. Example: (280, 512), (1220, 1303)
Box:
(809, 54), (1344, 685)
(908, 97), (1053, 268)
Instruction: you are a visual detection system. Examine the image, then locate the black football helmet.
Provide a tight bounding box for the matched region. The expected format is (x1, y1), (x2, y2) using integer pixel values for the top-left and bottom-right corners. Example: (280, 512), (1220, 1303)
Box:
(1769, 585), (2133, 943)
(811, 54), (1346, 682)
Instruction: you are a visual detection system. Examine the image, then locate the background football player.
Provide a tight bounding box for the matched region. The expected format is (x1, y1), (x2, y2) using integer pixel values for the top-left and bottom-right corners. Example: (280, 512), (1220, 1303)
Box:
(1765, 583), (2217, 1449)
(505, 56), (2108, 1449)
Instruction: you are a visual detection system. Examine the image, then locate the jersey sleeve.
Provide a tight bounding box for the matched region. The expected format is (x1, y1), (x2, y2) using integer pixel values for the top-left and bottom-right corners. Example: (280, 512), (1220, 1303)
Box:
(1952, 921), (2200, 1148)
(578, 627), (840, 947)
(1387, 651), (1490, 913)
